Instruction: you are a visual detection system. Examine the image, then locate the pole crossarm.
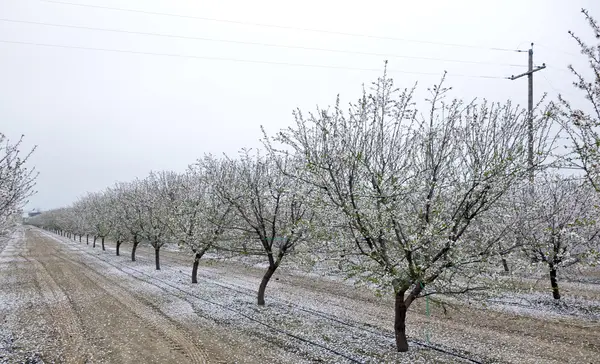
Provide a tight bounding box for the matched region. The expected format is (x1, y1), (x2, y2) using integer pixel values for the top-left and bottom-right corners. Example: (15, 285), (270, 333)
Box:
(507, 64), (546, 80)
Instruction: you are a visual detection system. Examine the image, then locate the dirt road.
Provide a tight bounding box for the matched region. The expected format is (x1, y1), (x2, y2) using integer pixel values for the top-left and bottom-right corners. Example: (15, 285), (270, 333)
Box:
(0, 228), (274, 363)
(1, 227), (599, 363)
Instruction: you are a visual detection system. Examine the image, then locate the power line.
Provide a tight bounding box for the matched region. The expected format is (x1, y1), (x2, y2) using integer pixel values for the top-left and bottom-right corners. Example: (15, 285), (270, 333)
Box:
(542, 74), (563, 95)
(0, 39), (507, 79)
(41, 0), (520, 53)
(0, 18), (526, 68)
(545, 65), (571, 74)
(542, 74), (577, 98)
(537, 43), (581, 58)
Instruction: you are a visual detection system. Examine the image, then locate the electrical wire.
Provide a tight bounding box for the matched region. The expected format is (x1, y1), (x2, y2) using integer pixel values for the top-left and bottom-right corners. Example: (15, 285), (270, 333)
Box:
(0, 39), (508, 79)
(0, 18), (527, 68)
(545, 65), (571, 74)
(542, 74), (563, 95)
(542, 74), (577, 98)
(537, 43), (581, 58)
(40, 0), (520, 52)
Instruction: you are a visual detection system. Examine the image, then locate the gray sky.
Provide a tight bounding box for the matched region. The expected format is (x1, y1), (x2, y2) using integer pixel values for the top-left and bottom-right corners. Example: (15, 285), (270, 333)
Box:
(1, 0), (599, 211)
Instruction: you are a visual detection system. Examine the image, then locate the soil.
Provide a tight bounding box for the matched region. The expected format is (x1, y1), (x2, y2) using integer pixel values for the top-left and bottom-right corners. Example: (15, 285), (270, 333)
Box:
(1, 227), (599, 363)
(0, 228), (278, 363)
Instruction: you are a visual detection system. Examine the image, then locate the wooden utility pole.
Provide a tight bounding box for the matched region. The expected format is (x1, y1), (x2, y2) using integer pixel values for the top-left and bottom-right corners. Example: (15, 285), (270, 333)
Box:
(509, 43), (546, 182)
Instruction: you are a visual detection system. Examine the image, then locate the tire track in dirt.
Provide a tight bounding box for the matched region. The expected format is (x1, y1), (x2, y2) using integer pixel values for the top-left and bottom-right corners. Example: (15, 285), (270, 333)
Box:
(33, 231), (213, 364)
(50, 253), (203, 363)
(1, 229), (65, 363)
(49, 251), (225, 364)
(23, 245), (89, 363)
(56, 254), (211, 364)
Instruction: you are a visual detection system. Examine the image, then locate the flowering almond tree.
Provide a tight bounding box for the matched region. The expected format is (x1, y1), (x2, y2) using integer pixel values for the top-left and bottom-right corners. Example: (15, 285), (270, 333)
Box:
(161, 162), (233, 283)
(513, 174), (600, 299)
(267, 70), (553, 351)
(207, 151), (313, 305)
(113, 181), (146, 261)
(84, 192), (113, 250)
(559, 9), (600, 190)
(102, 186), (131, 256)
(71, 200), (92, 243)
(137, 172), (173, 270)
(0, 133), (37, 236)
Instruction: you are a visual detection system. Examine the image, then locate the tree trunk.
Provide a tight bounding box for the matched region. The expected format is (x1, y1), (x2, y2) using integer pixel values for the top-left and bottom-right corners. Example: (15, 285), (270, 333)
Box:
(550, 265), (560, 300)
(79, 235), (81, 243)
(86, 234), (89, 244)
(395, 290), (409, 352)
(93, 236), (97, 248)
(501, 257), (510, 273)
(257, 264), (278, 306)
(131, 241), (139, 262)
(101, 236), (105, 251)
(191, 251), (205, 284)
(116, 240), (121, 256)
(155, 246), (161, 270)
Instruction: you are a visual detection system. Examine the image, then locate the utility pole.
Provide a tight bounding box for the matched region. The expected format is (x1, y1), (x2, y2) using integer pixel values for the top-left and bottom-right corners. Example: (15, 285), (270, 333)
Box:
(508, 43), (546, 182)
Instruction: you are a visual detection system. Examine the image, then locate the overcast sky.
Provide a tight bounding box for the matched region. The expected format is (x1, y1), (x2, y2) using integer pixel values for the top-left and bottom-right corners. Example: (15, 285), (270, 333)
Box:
(2, 0), (599, 211)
